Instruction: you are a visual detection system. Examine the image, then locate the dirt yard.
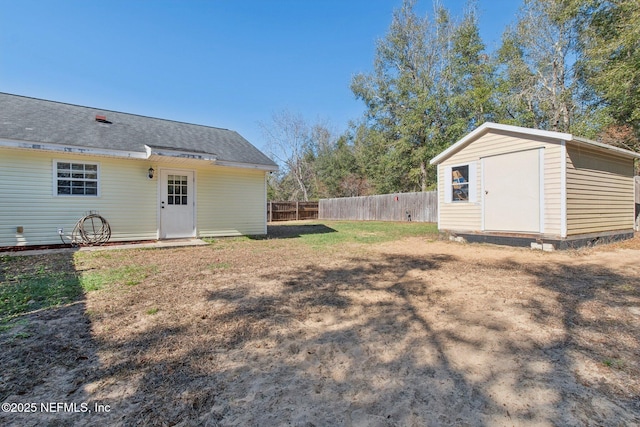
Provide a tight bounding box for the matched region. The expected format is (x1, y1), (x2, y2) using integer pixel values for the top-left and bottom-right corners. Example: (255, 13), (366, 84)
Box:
(1, 223), (639, 426)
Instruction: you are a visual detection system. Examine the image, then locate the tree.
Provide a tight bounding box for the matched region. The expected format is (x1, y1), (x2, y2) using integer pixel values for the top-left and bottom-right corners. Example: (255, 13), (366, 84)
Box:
(266, 169), (301, 201)
(351, 0), (445, 193)
(496, 0), (579, 133)
(351, 0), (484, 192)
(260, 111), (353, 200)
(314, 128), (369, 198)
(448, 3), (499, 132)
(260, 110), (317, 201)
(351, 0), (495, 193)
(569, 0), (640, 141)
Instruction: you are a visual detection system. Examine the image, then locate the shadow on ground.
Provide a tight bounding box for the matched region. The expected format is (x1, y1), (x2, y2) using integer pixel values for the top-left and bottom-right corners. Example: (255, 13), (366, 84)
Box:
(0, 253), (103, 426)
(264, 223), (337, 239)
(1, 246), (639, 426)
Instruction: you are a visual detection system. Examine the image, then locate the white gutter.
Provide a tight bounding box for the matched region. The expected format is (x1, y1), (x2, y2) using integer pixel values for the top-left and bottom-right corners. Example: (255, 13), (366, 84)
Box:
(144, 145), (217, 162)
(142, 146), (278, 170)
(0, 138), (279, 170)
(214, 159), (279, 171)
(0, 138), (146, 159)
(144, 146), (278, 170)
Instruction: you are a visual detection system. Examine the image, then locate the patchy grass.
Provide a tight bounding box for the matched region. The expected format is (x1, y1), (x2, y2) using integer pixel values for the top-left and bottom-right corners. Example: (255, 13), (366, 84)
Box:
(208, 261), (231, 270)
(203, 236), (254, 245)
(0, 272), (80, 317)
(79, 264), (157, 291)
(0, 254), (81, 321)
(1, 223), (639, 426)
(603, 358), (626, 370)
(267, 220), (439, 248)
(0, 252), (158, 322)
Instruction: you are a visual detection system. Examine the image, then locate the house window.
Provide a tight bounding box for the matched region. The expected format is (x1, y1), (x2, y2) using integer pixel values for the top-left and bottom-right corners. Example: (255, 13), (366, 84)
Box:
(56, 161), (99, 196)
(167, 174), (188, 205)
(444, 162), (476, 203)
(452, 165), (469, 201)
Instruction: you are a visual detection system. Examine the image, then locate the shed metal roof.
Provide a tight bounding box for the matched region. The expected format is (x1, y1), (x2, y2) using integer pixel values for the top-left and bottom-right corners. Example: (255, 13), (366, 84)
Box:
(430, 122), (640, 165)
(0, 93), (278, 170)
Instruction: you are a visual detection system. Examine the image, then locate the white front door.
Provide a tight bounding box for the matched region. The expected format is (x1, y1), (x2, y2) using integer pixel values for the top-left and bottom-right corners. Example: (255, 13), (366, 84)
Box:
(160, 169), (195, 239)
(483, 149), (541, 233)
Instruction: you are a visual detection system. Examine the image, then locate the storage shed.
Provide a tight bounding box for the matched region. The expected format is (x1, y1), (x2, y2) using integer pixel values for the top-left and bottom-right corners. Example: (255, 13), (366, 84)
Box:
(430, 122), (640, 249)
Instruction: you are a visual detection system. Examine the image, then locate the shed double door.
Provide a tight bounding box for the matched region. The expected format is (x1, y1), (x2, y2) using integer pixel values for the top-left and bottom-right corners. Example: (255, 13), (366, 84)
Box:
(482, 149), (541, 233)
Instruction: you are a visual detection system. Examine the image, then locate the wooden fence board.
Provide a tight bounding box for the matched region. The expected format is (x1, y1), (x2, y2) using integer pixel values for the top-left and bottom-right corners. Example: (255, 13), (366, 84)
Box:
(319, 191), (438, 222)
(268, 201), (318, 222)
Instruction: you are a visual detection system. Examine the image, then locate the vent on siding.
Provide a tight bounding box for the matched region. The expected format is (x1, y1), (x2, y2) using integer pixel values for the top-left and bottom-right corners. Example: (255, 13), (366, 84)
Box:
(95, 115), (112, 124)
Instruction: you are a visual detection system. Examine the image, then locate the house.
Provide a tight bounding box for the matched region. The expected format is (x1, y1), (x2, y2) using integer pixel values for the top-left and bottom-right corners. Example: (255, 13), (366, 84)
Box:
(430, 122), (640, 249)
(0, 93), (278, 248)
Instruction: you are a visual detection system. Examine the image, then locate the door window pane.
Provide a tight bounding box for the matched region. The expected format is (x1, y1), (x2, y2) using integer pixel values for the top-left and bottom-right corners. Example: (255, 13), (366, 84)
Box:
(167, 175), (188, 205)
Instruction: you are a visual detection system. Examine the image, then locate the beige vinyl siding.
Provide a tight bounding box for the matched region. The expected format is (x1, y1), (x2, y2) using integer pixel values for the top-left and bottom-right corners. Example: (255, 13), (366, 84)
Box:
(0, 148), (157, 247)
(196, 166), (267, 237)
(543, 143), (563, 236)
(438, 161), (481, 231)
(1, 147), (269, 247)
(565, 145), (635, 235)
(438, 130), (563, 236)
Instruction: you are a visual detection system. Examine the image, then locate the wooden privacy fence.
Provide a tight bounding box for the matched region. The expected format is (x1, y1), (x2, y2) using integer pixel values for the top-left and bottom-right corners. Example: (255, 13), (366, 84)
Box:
(268, 201), (319, 222)
(319, 191), (438, 222)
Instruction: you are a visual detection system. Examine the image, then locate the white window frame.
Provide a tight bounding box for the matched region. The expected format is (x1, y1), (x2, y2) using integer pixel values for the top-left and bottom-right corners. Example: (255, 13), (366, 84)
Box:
(444, 162), (477, 203)
(53, 160), (100, 197)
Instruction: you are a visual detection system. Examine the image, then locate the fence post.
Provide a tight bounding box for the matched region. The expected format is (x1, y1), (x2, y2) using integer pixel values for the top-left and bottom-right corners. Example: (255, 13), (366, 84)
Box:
(296, 201), (299, 220)
(269, 201), (272, 222)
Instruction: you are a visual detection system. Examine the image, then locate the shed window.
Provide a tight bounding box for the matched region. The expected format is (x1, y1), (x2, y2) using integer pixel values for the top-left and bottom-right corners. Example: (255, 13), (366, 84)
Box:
(56, 161), (99, 196)
(452, 165), (469, 201)
(444, 162), (477, 203)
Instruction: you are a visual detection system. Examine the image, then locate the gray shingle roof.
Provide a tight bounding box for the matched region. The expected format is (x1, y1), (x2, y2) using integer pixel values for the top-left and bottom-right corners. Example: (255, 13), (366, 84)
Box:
(0, 93), (277, 169)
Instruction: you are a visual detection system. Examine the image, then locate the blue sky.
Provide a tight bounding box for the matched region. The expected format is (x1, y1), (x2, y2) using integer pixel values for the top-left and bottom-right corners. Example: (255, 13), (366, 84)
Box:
(1, 0), (520, 155)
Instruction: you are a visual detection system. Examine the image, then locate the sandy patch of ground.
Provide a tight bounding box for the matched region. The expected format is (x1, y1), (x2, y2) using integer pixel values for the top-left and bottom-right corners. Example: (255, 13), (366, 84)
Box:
(1, 227), (639, 426)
